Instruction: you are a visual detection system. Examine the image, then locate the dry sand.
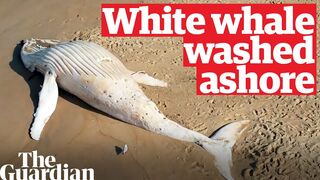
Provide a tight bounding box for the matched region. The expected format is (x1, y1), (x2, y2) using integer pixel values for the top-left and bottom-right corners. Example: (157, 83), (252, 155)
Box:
(0, 0), (319, 180)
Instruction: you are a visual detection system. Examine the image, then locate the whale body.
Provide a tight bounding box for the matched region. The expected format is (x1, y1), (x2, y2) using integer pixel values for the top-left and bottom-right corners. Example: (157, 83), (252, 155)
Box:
(20, 39), (250, 180)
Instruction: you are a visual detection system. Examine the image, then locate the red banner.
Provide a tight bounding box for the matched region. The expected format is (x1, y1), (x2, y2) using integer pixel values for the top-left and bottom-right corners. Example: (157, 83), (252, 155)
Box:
(101, 4), (316, 95)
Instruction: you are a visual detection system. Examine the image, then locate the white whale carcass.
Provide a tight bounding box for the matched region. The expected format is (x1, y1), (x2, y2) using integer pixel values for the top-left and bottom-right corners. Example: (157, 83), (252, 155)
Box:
(20, 39), (250, 180)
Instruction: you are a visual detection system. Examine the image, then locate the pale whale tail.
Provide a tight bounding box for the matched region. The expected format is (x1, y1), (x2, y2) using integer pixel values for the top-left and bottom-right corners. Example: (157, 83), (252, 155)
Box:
(202, 120), (250, 180)
(154, 118), (250, 179)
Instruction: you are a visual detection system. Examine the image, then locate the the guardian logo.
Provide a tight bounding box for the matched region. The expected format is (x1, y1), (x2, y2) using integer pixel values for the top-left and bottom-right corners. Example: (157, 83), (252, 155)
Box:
(0, 151), (94, 180)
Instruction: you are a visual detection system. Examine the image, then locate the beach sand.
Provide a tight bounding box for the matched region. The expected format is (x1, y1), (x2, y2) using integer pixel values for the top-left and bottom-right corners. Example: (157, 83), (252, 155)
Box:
(0, 0), (319, 179)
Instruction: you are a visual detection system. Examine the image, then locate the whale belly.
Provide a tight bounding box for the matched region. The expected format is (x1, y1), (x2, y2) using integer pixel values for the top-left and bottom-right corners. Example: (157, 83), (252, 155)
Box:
(58, 74), (161, 129)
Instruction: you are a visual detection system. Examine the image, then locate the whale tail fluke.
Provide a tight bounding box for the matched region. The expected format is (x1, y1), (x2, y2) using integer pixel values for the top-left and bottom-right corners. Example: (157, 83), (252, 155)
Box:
(202, 120), (250, 180)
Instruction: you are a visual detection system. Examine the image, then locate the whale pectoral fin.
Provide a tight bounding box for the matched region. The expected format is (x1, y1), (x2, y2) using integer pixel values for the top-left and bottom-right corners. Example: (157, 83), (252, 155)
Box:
(30, 71), (59, 140)
(131, 71), (167, 87)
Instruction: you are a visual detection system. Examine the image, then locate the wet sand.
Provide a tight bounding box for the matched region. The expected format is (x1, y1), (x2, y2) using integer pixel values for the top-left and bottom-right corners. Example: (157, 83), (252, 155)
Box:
(0, 0), (319, 179)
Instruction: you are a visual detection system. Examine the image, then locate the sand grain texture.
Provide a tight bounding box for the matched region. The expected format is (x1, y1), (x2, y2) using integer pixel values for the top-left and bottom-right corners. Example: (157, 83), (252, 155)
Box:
(0, 0), (319, 180)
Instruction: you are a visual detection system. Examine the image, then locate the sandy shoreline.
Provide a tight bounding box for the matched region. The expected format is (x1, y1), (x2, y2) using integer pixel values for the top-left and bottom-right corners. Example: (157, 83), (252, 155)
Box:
(0, 0), (319, 179)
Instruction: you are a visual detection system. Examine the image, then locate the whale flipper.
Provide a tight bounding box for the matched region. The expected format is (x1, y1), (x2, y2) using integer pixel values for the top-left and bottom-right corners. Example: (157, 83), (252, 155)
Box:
(30, 71), (58, 140)
(202, 120), (250, 180)
(131, 71), (167, 87)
